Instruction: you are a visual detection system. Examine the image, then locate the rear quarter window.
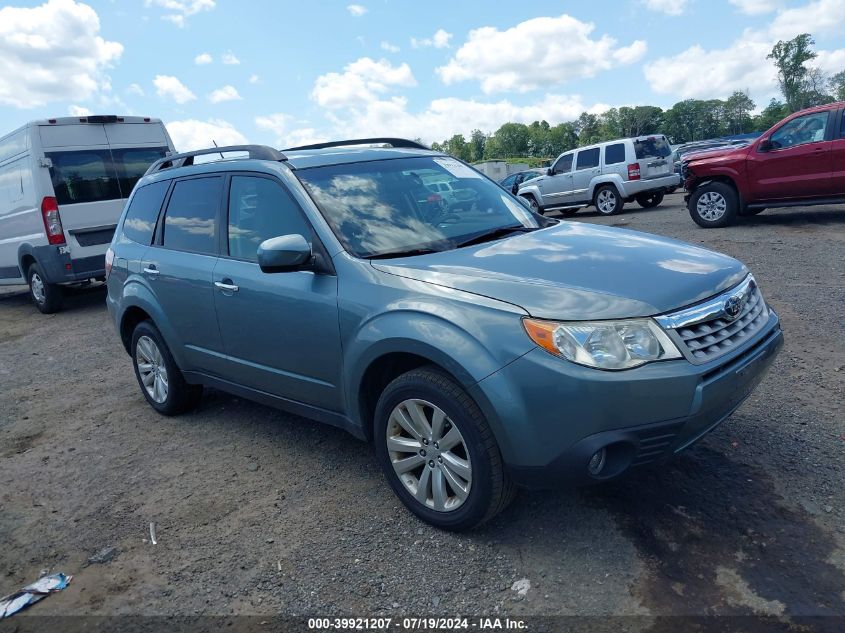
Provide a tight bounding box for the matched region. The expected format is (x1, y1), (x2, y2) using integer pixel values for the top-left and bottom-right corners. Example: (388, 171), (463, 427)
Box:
(604, 143), (626, 165)
(121, 180), (169, 245)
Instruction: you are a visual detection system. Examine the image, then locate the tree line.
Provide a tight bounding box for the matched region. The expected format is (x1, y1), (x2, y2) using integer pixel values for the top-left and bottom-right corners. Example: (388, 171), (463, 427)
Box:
(430, 33), (845, 163)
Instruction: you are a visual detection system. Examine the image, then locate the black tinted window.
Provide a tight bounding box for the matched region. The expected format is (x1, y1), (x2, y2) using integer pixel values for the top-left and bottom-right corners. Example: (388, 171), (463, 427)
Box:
(163, 177), (221, 254)
(113, 147), (169, 195)
(122, 181), (169, 245)
(553, 154), (573, 174)
(228, 176), (311, 261)
(604, 143), (626, 165)
(634, 137), (672, 159)
(47, 150), (121, 205)
(575, 148), (600, 170)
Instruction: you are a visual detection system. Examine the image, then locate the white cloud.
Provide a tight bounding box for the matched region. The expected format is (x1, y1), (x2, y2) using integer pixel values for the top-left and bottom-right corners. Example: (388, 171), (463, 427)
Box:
(126, 83), (145, 96)
(207, 85), (242, 103)
(254, 113), (328, 148)
(437, 15), (647, 94)
(729, 0), (783, 14)
(249, 74), (260, 84)
(768, 0), (845, 39)
(145, 0), (215, 27)
(0, 0), (123, 108)
(221, 51), (240, 65)
(153, 75), (196, 104)
(816, 47), (845, 73)
(381, 41), (400, 53)
(166, 118), (247, 152)
(311, 57), (416, 109)
(411, 29), (453, 49)
(642, 0), (689, 15)
(194, 52), (213, 65)
(347, 4), (367, 16)
(68, 105), (92, 116)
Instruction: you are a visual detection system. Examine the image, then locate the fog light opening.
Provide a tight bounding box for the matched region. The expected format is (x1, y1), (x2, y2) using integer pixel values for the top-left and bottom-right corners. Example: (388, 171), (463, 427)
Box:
(588, 448), (607, 476)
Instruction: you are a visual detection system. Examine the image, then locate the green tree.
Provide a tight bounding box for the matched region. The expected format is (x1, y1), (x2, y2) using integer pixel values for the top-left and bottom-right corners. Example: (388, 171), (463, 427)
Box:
(442, 134), (471, 161)
(830, 70), (845, 101)
(490, 122), (531, 157)
(725, 91), (756, 134)
(576, 112), (601, 145)
(468, 129), (487, 162)
(546, 122), (578, 157)
(768, 33), (818, 112)
(753, 98), (789, 131)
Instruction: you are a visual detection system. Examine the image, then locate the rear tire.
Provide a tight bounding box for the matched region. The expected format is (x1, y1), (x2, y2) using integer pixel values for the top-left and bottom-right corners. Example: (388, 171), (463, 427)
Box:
(131, 321), (203, 416)
(374, 366), (516, 531)
(689, 182), (738, 228)
(594, 185), (623, 215)
(635, 191), (665, 208)
(27, 263), (63, 314)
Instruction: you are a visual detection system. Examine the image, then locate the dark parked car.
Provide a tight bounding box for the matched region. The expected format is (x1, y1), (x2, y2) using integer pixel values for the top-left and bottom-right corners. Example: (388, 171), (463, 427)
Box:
(499, 169), (544, 195)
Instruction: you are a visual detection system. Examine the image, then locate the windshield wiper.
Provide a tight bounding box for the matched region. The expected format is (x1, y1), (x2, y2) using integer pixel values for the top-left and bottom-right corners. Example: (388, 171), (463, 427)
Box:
(365, 247), (441, 260)
(455, 225), (536, 248)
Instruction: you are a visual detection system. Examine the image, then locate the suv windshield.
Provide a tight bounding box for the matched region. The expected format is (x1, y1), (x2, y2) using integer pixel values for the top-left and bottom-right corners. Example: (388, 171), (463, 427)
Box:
(296, 156), (540, 258)
(634, 137), (672, 160)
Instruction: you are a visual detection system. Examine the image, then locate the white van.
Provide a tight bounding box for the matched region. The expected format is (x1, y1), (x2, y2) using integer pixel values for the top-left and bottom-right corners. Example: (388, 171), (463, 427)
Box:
(0, 115), (175, 312)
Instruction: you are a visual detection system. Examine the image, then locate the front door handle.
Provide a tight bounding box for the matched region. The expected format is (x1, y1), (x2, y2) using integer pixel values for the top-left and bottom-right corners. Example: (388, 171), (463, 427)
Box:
(214, 280), (239, 293)
(143, 265), (159, 276)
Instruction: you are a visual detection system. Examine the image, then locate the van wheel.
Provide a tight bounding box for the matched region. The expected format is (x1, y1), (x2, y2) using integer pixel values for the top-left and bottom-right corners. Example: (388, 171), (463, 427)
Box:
(635, 192), (665, 208)
(374, 366), (516, 531)
(131, 321), (203, 416)
(689, 182), (738, 228)
(27, 263), (63, 314)
(594, 185), (623, 215)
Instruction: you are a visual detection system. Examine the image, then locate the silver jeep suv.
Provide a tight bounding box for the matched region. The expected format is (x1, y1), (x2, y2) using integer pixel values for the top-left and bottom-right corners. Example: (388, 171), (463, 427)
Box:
(518, 135), (681, 217)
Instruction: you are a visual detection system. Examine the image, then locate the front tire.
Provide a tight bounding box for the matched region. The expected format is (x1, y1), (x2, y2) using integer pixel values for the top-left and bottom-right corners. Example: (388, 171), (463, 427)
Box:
(689, 182), (738, 228)
(521, 194), (542, 214)
(374, 367), (515, 531)
(594, 185), (623, 215)
(131, 321), (203, 416)
(27, 263), (63, 314)
(635, 191), (665, 208)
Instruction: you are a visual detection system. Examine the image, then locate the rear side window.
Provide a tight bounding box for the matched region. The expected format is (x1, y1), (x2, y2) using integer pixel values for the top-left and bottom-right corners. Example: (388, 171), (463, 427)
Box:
(162, 177), (222, 254)
(47, 150), (121, 205)
(634, 137), (672, 159)
(122, 180), (169, 245)
(112, 147), (169, 196)
(575, 148), (600, 170)
(604, 143), (626, 165)
(227, 176), (311, 261)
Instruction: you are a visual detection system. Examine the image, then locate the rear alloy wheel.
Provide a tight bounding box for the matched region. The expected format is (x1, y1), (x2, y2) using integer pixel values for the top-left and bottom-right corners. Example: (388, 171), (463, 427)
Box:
(27, 263), (63, 314)
(635, 191), (665, 208)
(374, 367), (515, 530)
(594, 185), (623, 215)
(689, 182), (738, 228)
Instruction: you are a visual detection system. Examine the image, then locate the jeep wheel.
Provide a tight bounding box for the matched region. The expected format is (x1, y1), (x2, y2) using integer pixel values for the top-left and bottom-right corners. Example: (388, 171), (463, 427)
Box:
(689, 182), (738, 228)
(521, 195), (541, 214)
(594, 185), (623, 215)
(635, 192), (665, 209)
(374, 367), (515, 531)
(27, 263), (63, 314)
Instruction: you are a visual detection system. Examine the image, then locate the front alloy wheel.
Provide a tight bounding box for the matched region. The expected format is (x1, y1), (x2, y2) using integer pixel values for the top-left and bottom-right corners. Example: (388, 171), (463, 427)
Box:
(387, 399), (472, 512)
(688, 181), (738, 228)
(696, 191), (727, 222)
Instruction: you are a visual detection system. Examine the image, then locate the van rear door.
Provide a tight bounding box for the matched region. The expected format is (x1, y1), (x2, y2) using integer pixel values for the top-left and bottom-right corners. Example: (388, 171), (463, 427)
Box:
(634, 136), (673, 180)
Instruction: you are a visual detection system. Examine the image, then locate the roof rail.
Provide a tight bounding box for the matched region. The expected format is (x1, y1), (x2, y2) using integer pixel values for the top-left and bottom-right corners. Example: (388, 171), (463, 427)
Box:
(283, 137), (430, 151)
(144, 144), (286, 176)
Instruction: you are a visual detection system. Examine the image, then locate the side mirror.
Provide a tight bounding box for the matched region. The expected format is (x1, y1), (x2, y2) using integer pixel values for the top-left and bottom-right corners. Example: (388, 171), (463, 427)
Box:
(758, 139), (772, 152)
(257, 234), (312, 273)
(546, 167), (553, 176)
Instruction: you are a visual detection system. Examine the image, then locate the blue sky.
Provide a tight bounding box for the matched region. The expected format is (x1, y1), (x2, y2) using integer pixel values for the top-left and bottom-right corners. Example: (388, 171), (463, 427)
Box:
(1, 0), (843, 151)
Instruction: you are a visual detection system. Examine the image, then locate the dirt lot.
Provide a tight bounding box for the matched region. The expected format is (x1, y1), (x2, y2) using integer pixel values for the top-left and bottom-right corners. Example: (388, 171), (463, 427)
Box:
(1, 194), (843, 628)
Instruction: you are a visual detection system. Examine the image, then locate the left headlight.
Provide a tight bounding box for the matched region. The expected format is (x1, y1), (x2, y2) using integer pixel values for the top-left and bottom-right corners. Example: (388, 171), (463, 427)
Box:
(523, 318), (682, 370)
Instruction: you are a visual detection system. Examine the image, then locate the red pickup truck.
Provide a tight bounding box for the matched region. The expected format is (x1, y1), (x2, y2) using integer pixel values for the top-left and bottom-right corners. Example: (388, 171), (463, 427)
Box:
(684, 101), (845, 227)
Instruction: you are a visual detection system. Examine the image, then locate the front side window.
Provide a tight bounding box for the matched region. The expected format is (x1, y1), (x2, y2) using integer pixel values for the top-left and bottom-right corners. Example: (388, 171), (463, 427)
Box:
(770, 111), (830, 149)
(296, 156), (539, 259)
(605, 143), (626, 165)
(575, 148), (600, 170)
(227, 176), (312, 261)
(162, 177), (221, 254)
(47, 150), (121, 205)
(553, 154), (573, 174)
(122, 180), (169, 245)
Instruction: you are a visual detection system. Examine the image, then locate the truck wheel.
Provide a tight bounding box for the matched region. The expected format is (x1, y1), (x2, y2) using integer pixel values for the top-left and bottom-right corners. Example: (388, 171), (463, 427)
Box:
(521, 195), (541, 214)
(374, 366), (516, 531)
(27, 263), (63, 314)
(594, 185), (623, 215)
(689, 182), (738, 228)
(635, 192), (665, 208)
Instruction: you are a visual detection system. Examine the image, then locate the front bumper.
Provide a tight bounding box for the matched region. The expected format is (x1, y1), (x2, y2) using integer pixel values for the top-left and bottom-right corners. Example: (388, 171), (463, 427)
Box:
(471, 311), (783, 488)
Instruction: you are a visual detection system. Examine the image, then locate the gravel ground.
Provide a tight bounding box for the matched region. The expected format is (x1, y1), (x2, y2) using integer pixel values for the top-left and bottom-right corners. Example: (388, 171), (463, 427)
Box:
(1, 194), (843, 627)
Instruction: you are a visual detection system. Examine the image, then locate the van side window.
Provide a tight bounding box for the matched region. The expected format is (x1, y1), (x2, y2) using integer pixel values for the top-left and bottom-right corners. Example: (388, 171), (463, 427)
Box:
(162, 177), (222, 254)
(122, 180), (169, 245)
(575, 148), (600, 170)
(47, 150), (121, 205)
(227, 176), (311, 262)
(604, 143), (626, 165)
(553, 154), (573, 174)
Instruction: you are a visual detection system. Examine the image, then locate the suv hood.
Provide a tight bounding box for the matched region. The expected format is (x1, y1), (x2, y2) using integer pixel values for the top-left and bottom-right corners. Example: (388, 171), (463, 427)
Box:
(372, 223), (747, 320)
(685, 144), (749, 164)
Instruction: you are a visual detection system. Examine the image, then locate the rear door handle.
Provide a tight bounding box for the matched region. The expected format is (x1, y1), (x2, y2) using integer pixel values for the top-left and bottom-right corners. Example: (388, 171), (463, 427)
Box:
(214, 280), (239, 293)
(143, 266), (159, 276)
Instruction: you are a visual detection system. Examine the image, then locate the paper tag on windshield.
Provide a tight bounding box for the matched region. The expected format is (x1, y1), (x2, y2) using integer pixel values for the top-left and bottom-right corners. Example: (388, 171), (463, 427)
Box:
(433, 158), (483, 179)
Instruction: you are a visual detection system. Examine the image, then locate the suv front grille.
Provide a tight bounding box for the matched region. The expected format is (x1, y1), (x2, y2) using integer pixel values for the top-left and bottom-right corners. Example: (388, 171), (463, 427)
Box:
(655, 276), (769, 364)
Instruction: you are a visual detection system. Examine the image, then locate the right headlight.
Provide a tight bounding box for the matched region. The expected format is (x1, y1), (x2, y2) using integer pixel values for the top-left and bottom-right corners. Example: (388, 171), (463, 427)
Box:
(523, 318), (682, 370)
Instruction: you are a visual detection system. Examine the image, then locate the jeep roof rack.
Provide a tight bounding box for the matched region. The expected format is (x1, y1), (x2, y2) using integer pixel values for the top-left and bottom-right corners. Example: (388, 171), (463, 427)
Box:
(144, 144), (286, 176)
(283, 137), (429, 151)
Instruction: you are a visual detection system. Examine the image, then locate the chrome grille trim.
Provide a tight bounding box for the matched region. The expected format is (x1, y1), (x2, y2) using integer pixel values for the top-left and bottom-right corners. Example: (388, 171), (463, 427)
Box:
(655, 275), (769, 364)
